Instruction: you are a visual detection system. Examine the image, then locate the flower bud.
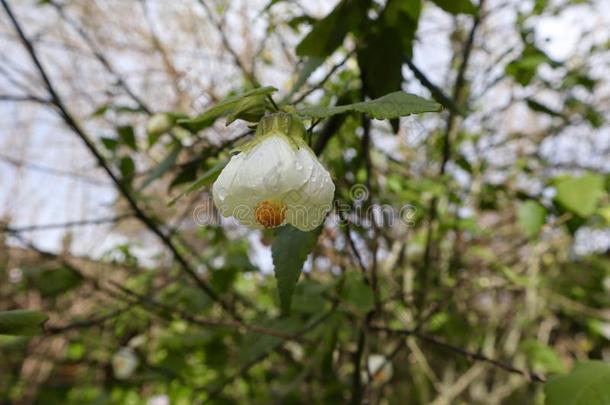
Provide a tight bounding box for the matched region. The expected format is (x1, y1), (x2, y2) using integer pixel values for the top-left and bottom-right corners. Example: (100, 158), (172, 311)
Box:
(147, 113), (174, 137)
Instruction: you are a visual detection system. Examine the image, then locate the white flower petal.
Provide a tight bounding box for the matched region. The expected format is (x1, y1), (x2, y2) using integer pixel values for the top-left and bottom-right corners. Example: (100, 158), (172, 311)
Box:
(363, 354), (393, 385)
(236, 135), (306, 196)
(285, 150), (334, 231)
(213, 153), (247, 215)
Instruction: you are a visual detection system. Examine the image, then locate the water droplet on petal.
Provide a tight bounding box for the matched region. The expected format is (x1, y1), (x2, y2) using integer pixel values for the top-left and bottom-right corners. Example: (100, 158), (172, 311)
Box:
(216, 187), (227, 201)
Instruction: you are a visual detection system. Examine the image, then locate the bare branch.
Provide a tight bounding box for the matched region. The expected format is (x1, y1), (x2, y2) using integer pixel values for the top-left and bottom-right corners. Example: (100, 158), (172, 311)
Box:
(0, 94), (50, 104)
(0, 152), (113, 187)
(370, 325), (546, 383)
(1, 0), (238, 319)
(195, 0), (256, 83)
(48, 0), (152, 114)
(1, 214), (132, 233)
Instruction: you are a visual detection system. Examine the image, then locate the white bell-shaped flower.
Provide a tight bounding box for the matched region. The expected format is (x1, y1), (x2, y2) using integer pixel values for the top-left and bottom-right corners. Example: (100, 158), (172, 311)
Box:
(213, 113), (334, 231)
(363, 354), (394, 385)
(112, 347), (139, 380)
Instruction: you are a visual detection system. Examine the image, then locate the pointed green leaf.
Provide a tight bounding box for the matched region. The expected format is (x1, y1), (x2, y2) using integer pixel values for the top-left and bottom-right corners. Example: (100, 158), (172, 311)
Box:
(544, 361), (610, 405)
(100, 137), (119, 152)
(430, 0), (477, 15)
(357, 26), (403, 100)
(554, 173), (605, 218)
(526, 98), (563, 118)
(341, 274), (374, 315)
(177, 86), (277, 132)
(0, 309), (48, 336)
(225, 95), (267, 125)
(239, 315), (303, 363)
(167, 159), (228, 206)
(287, 57), (325, 98)
(272, 225), (320, 313)
(140, 144), (182, 190)
(517, 200), (547, 237)
(117, 125), (137, 150)
(25, 266), (83, 297)
(297, 91), (440, 119)
(520, 340), (566, 374)
(119, 156), (136, 181)
(295, 0), (369, 58)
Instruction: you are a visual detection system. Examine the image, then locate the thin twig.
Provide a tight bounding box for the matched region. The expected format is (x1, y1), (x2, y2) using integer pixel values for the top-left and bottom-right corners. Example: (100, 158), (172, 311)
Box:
(369, 325), (546, 383)
(196, 0), (255, 83)
(350, 329), (366, 404)
(1, 214), (133, 233)
(418, 0), (486, 314)
(292, 50), (355, 104)
(404, 58), (464, 116)
(0, 152), (113, 187)
(109, 281), (305, 341)
(46, 307), (130, 334)
(200, 310), (334, 403)
(0, 94), (50, 104)
(49, 0), (152, 114)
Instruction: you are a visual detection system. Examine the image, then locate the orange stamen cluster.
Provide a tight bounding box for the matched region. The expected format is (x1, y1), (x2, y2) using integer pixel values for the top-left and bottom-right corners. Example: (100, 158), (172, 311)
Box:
(254, 200), (287, 228)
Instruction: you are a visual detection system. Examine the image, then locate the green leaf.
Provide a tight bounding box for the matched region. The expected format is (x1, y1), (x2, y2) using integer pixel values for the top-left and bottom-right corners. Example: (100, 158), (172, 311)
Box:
(533, 0), (548, 14)
(100, 137), (119, 152)
(147, 113), (184, 146)
(384, 0), (421, 55)
(287, 57), (325, 98)
(544, 361), (610, 405)
(169, 160), (199, 190)
(526, 98), (563, 118)
(91, 104), (110, 117)
(0, 309), (48, 336)
(272, 225), (320, 313)
(25, 266), (83, 297)
(430, 0), (477, 15)
(505, 45), (558, 86)
(340, 274), (374, 315)
(520, 340), (566, 374)
(177, 86), (277, 132)
(386, 0), (421, 21)
(357, 25), (403, 100)
(167, 159), (228, 206)
(554, 174), (605, 218)
(238, 316), (303, 363)
(295, 0), (370, 58)
(517, 200), (547, 237)
(297, 91), (440, 119)
(91, 104), (144, 118)
(117, 125), (137, 150)
(357, 0), (420, 133)
(140, 144), (181, 190)
(119, 156), (136, 181)
(225, 95), (267, 125)
(291, 281), (329, 314)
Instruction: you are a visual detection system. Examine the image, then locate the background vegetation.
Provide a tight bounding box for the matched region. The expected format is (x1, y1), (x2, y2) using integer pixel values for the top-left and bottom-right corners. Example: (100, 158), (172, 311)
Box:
(0, 0), (609, 404)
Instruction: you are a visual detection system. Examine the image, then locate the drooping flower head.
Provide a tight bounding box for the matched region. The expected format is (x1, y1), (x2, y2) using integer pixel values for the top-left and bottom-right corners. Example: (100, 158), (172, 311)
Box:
(213, 113), (335, 231)
(364, 354), (394, 385)
(112, 347), (139, 380)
